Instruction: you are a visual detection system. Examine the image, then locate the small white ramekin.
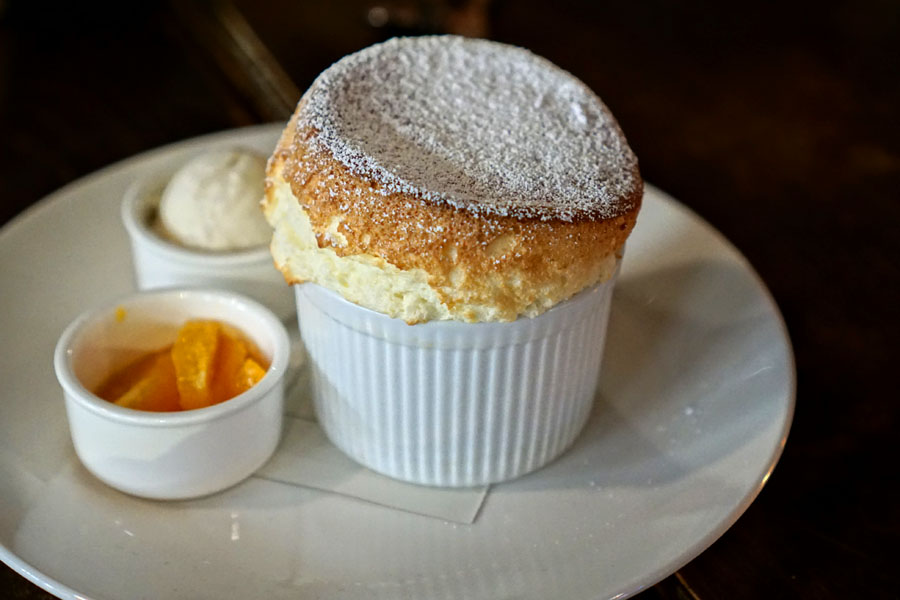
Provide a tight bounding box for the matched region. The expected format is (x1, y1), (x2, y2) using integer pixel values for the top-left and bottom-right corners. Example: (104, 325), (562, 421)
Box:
(295, 270), (618, 487)
(121, 174), (295, 319)
(54, 288), (290, 500)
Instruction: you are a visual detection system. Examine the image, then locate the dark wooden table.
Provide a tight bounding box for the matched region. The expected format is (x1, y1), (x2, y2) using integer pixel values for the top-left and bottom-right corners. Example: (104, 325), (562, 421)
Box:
(2, 1), (897, 598)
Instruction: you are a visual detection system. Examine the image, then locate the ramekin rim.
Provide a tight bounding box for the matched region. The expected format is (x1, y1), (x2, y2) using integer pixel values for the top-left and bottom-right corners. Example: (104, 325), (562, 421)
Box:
(53, 288), (290, 427)
(296, 264), (619, 332)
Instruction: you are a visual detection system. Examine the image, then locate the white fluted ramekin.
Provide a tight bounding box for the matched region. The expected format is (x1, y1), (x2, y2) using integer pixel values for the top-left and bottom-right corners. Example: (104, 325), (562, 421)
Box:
(122, 174), (295, 319)
(54, 288), (290, 499)
(295, 270), (618, 487)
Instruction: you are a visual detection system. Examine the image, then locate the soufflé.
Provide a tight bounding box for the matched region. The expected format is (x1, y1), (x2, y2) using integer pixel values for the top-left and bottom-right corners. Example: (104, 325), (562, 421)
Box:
(263, 36), (642, 486)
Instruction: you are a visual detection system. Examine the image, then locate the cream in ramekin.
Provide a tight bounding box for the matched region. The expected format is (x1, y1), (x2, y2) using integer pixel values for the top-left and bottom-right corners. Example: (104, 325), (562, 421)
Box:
(53, 288), (290, 499)
(264, 37), (642, 486)
(122, 161), (295, 319)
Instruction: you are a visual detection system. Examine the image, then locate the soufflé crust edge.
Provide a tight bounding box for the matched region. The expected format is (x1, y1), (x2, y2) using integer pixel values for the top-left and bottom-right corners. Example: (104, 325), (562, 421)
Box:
(262, 36), (642, 324)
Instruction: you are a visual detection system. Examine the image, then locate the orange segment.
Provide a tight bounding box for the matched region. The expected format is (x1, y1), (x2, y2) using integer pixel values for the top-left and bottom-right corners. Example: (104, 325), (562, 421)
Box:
(171, 320), (220, 410)
(113, 351), (180, 412)
(233, 358), (266, 396)
(95, 351), (159, 402)
(95, 320), (269, 412)
(211, 328), (249, 405)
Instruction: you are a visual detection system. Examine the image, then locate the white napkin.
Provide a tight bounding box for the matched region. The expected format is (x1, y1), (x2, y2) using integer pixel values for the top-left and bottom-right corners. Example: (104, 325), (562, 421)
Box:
(253, 337), (489, 524)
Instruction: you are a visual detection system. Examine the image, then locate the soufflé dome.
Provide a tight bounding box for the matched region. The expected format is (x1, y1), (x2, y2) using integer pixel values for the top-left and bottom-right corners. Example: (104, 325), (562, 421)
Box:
(263, 36), (642, 323)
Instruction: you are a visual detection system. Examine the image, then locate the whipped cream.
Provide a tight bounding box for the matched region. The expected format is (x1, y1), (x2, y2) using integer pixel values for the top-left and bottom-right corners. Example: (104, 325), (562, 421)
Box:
(158, 149), (271, 251)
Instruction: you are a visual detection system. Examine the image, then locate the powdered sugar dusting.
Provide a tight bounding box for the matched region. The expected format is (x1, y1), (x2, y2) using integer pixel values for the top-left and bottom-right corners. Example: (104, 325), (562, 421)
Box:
(298, 36), (639, 222)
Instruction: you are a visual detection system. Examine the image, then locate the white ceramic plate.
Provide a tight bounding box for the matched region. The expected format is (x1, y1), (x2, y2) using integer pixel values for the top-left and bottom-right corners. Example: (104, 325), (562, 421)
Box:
(0, 124), (794, 600)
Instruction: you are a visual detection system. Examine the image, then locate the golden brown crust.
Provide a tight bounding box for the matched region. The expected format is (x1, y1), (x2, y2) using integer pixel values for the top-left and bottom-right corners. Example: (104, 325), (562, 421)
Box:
(264, 113), (641, 322)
